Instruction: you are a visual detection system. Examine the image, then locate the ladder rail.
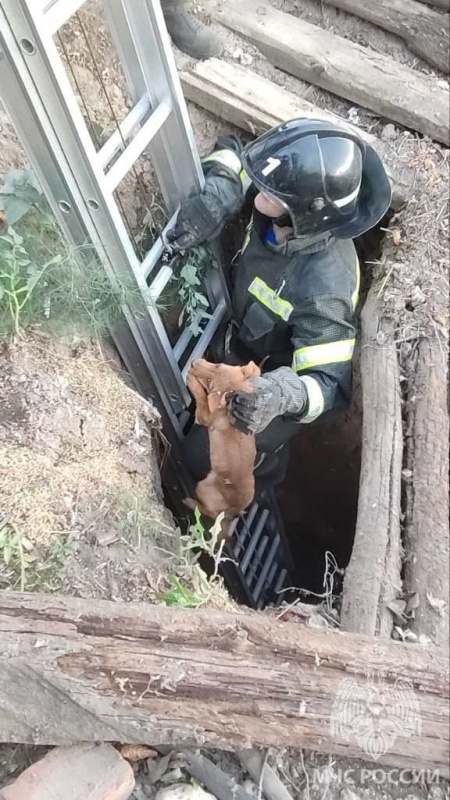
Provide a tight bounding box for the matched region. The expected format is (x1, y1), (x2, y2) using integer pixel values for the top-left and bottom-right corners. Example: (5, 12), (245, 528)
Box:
(104, 0), (232, 315)
(104, 0), (204, 213)
(0, 0), (208, 411)
(0, 7), (185, 416)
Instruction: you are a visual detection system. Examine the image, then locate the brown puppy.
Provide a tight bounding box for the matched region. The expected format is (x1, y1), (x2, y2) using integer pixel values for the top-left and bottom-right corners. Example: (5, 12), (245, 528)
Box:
(185, 358), (261, 536)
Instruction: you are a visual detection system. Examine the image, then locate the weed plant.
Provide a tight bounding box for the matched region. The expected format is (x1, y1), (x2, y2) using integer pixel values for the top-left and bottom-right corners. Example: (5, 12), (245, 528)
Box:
(157, 508), (227, 607)
(0, 522), (72, 592)
(0, 169), (148, 339)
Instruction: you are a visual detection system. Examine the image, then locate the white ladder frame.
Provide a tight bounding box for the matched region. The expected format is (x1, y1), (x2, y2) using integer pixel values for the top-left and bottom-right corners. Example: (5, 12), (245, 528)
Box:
(0, 0), (229, 423)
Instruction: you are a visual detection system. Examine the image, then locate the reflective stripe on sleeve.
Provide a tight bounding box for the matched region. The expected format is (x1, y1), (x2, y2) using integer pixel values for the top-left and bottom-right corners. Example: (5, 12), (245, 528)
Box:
(299, 375), (325, 423)
(248, 277), (293, 322)
(292, 338), (355, 371)
(239, 168), (252, 194)
(202, 149), (242, 176)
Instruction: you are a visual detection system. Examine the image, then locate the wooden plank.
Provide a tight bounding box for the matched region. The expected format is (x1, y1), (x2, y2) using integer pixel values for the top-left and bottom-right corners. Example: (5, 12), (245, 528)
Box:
(0, 591), (448, 774)
(212, 0), (450, 145)
(404, 337), (449, 647)
(182, 58), (360, 134)
(180, 59), (408, 209)
(341, 287), (403, 638)
(416, 0), (450, 10)
(0, 744), (135, 800)
(313, 0), (449, 73)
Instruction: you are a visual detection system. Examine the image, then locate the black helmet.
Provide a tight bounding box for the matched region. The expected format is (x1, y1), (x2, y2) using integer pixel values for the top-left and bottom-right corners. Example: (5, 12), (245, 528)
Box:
(241, 118), (392, 239)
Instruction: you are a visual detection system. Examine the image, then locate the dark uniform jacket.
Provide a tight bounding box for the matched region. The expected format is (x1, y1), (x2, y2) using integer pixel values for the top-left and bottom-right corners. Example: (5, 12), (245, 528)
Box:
(228, 210), (359, 449)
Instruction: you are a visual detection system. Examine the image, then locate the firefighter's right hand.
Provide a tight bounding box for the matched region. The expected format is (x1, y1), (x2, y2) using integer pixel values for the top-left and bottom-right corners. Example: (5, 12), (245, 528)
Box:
(166, 174), (243, 251)
(229, 368), (309, 434)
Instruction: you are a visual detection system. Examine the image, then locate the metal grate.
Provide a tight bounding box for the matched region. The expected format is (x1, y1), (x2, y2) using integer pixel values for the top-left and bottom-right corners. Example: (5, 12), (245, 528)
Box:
(222, 490), (292, 608)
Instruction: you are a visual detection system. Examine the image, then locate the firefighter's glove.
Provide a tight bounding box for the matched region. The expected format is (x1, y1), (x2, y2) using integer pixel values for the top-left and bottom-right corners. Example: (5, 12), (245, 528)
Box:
(229, 367), (308, 435)
(166, 174), (242, 251)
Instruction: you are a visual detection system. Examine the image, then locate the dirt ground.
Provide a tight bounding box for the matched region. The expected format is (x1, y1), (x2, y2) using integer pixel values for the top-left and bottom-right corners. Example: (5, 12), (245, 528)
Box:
(0, 0), (448, 797)
(0, 330), (180, 600)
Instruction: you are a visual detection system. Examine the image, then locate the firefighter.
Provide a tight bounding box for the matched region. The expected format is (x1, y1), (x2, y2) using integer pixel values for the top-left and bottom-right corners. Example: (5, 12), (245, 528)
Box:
(167, 119), (392, 484)
(161, 0), (222, 59)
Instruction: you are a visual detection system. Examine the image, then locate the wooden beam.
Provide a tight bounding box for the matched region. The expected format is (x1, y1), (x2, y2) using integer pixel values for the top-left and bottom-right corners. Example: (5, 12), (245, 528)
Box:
(0, 591), (448, 774)
(0, 744), (135, 800)
(415, 0), (450, 10)
(341, 287), (403, 638)
(182, 58), (347, 134)
(404, 337), (450, 648)
(312, 0), (449, 74)
(212, 0), (450, 145)
(180, 59), (408, 209)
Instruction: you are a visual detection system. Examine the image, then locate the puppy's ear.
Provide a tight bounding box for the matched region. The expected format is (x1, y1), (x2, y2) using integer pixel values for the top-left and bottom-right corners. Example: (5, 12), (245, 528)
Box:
(242, 360), (261, 378)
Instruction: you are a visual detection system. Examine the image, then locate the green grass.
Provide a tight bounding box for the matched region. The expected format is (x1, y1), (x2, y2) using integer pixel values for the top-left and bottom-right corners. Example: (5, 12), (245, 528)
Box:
(0, 214), (148, 339)
(0, 522), (72, 593)
(0, 169), (152, 339)
(157, 508), (227, 608)
(0, 168), (218, 342)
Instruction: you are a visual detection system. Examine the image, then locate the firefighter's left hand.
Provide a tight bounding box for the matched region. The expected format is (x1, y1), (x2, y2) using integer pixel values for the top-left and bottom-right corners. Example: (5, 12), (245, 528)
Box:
(229, 368), (308, 435)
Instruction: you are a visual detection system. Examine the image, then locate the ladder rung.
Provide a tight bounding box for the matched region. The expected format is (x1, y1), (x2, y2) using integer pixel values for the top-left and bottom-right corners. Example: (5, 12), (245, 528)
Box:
(240, 510), (270, 574)
(97, 95), (151, 169)
(253, 533), (280, 603)
(140, 209), (179, 280)
(104, 99), (172, 192)
(274, 568), (288, 595)
(234, 503), (259, 558)
(173, 328), (192, 363)
(148, 264), (173, 301)
(181, 299), (227, 380)
(247, 535), (269, 585)
(43, 0), (88, 35)
(261, 561), (280, 606)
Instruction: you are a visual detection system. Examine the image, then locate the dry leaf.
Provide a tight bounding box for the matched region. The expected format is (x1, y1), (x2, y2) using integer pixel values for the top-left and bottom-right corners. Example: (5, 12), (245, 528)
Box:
(119, 744), (158, 763)
(426, 591), (448, 618)
(394, 626), (417, 642)
(147, 752), (173, 784)
(405, 592), (420, 614)
(144, 569), (161, 591)
(387, 599), (407, 621)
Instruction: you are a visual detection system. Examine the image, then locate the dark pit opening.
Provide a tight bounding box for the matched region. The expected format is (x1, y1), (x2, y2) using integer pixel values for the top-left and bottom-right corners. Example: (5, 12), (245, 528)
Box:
(273, 218), (391, 601)
(165, 212), (392, 609)
(277, 400), (361, 598)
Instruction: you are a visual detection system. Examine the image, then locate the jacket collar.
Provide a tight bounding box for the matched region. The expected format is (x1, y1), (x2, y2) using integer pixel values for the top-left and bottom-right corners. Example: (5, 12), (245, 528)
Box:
(266, 230), (334, 256)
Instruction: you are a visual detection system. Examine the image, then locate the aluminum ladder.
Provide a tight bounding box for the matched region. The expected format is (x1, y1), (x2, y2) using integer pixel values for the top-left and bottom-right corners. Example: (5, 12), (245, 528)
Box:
(0, 0), (293, 607)
(0, 0), (227, 427)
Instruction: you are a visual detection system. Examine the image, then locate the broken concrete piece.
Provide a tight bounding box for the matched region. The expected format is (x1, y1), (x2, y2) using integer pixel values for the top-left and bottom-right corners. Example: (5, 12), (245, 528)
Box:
(0, 743), (135, 800)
